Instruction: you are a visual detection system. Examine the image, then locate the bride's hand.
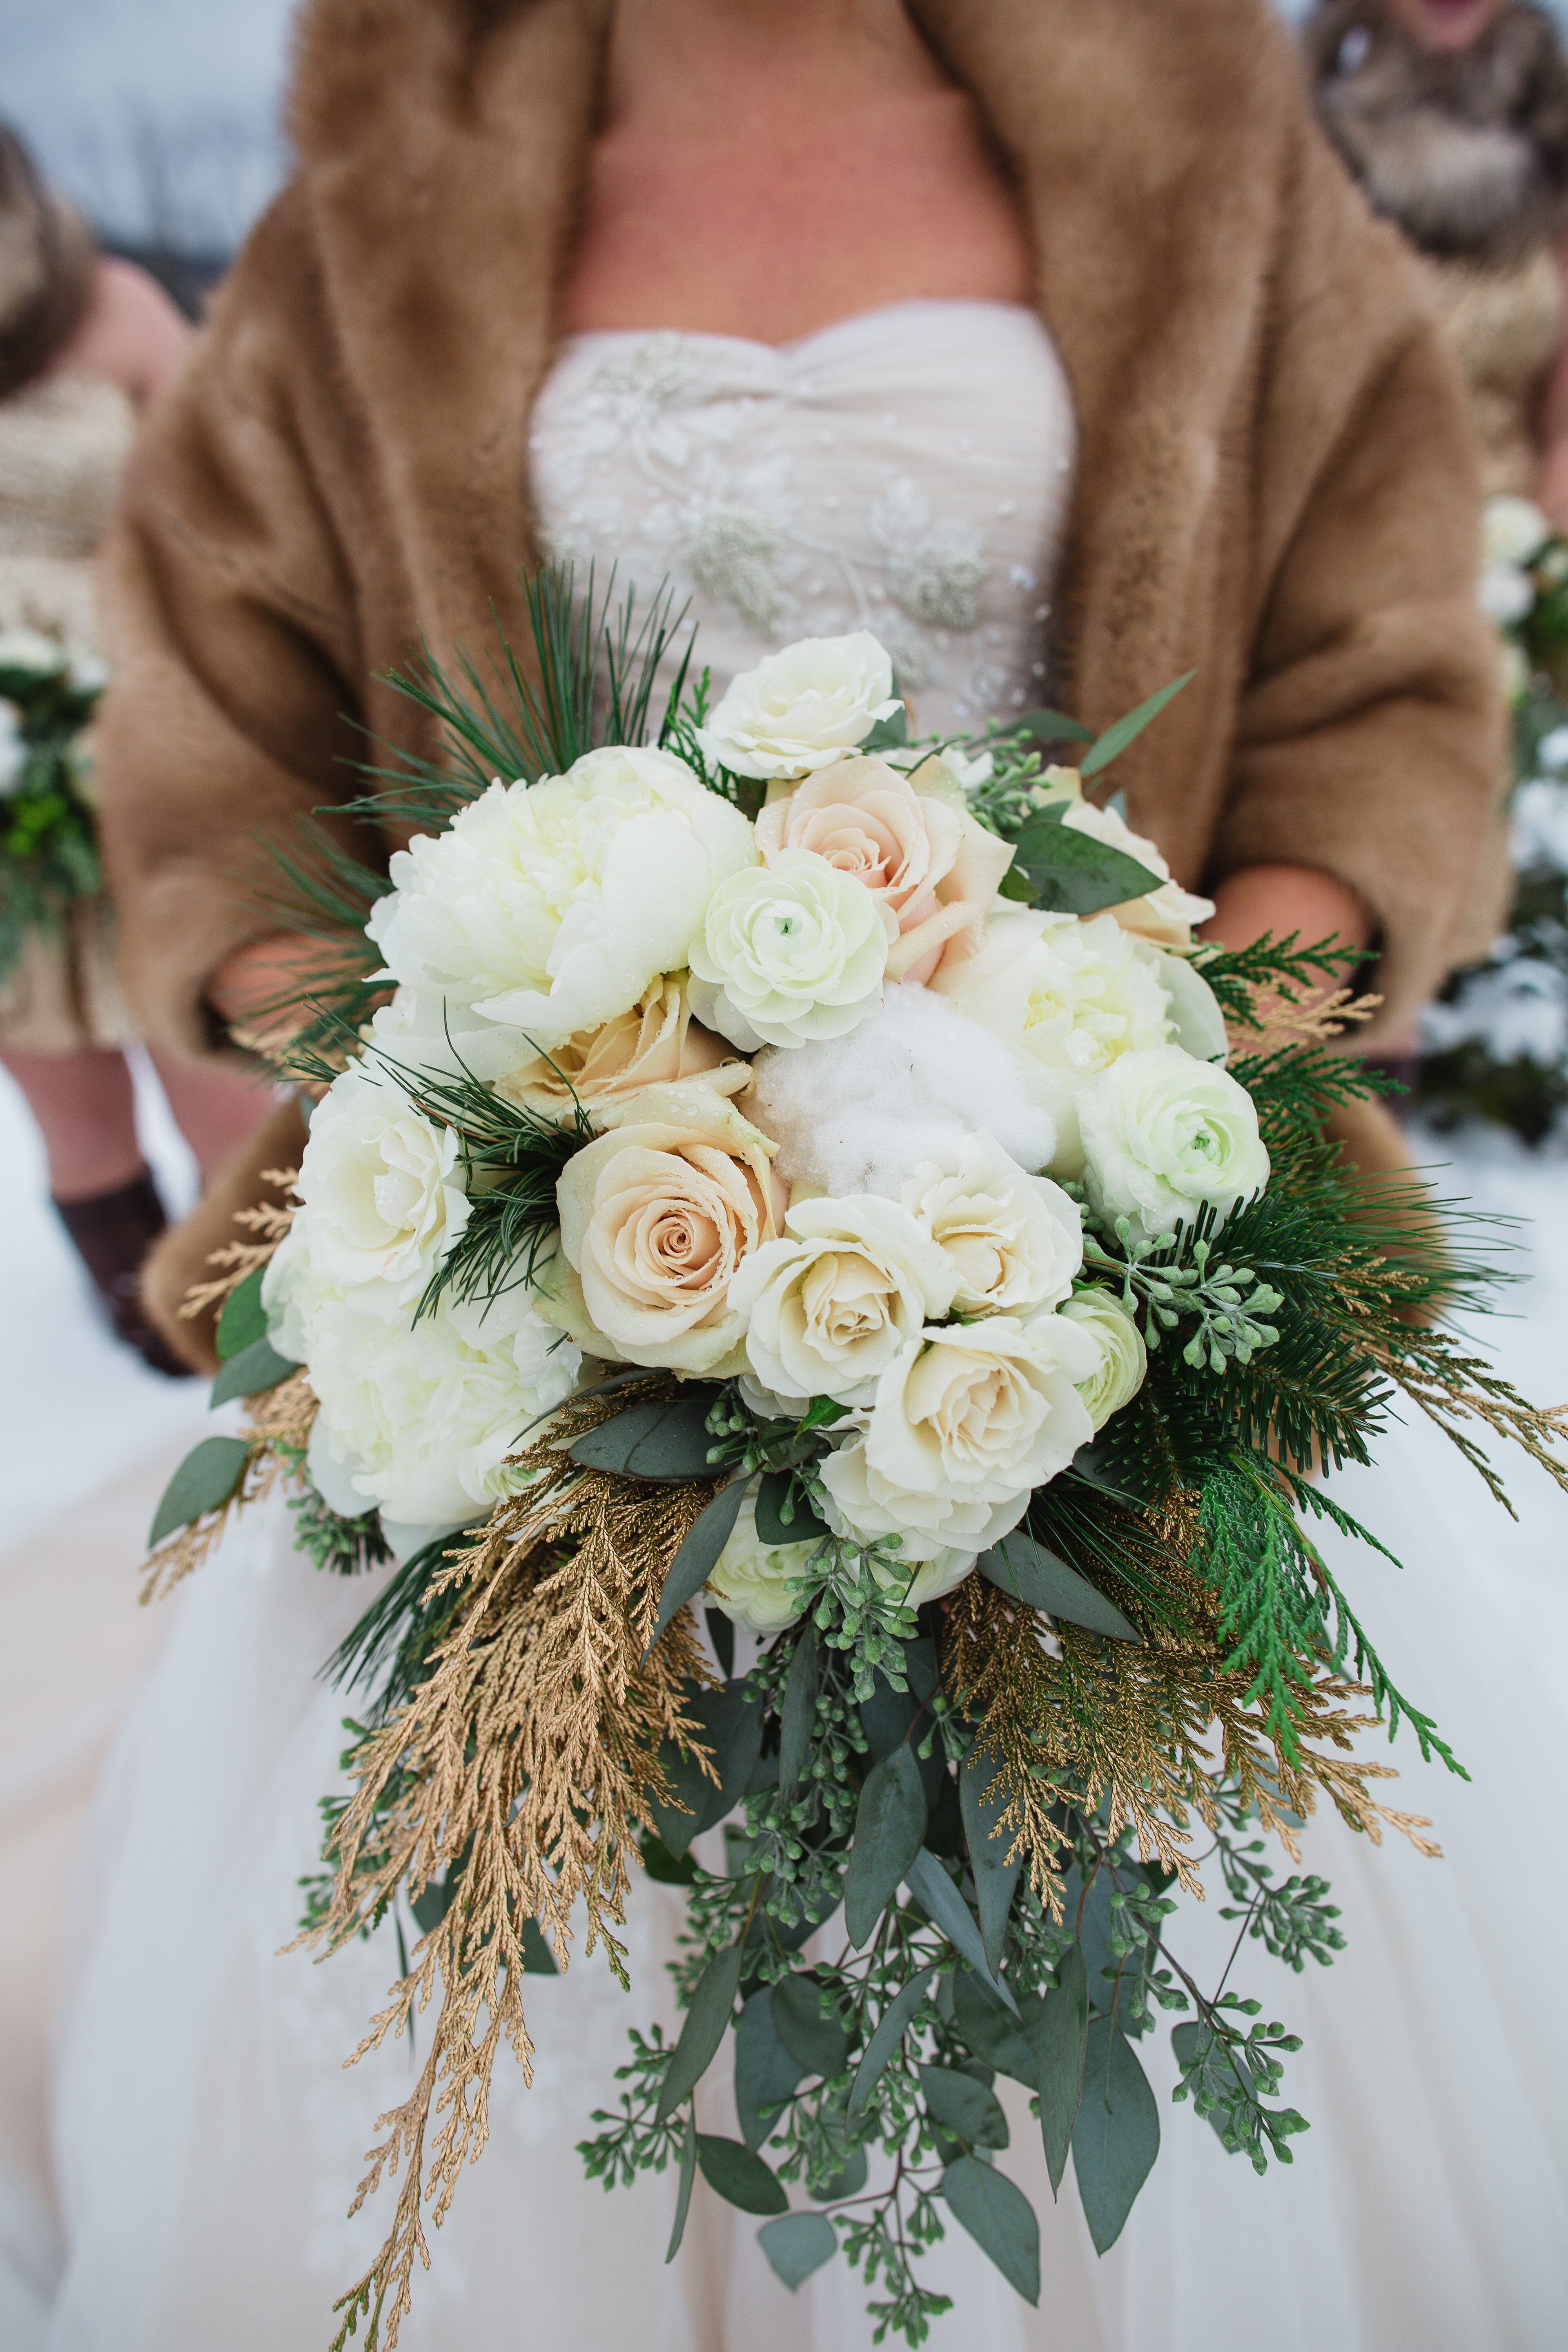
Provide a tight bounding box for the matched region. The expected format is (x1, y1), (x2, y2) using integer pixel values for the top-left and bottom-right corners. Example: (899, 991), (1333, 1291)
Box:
(1200, 863), (1372, 957)
(208, 932), (325, 1060)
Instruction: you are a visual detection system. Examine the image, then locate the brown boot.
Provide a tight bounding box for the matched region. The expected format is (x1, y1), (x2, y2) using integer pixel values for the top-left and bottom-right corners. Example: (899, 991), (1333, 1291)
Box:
(55, 1172), (194, 1379)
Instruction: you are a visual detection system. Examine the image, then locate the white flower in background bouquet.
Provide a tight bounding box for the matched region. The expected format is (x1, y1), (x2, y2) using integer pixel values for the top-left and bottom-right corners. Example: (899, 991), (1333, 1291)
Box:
(143, 572), (1568, 2345)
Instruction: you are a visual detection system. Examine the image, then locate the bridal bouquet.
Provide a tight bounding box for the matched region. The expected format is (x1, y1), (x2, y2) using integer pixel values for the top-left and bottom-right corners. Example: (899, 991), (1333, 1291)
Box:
(145, 575), (1568, 2348)
(0, 624), (106, 980)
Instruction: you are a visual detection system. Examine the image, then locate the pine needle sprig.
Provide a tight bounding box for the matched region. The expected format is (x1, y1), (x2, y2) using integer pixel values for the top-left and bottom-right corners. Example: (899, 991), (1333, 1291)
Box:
(1189, 931), (1364, 1031)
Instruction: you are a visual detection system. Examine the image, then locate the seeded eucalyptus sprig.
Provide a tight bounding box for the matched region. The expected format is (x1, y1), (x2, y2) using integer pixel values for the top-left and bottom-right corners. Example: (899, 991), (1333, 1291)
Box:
(1083, 1215), (1286, 1372)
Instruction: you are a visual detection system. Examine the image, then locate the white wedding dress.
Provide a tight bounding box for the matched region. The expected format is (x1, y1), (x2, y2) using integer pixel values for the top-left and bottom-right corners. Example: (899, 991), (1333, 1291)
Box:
(39, 304), (1568, 2350)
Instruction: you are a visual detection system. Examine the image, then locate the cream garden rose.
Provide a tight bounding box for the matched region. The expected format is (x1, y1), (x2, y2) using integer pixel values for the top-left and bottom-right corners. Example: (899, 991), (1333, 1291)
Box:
(497, 977), (744, 1123)
(706, 1497), (819, 1634)
(688, 848), (893, 1051)
(819, 1311), (1100, 1562)
(695, 630), (900, 781)
(290, 1071), (470, 1303)
(901, 1130), (1082, 1317)
(1059, 1287), (1149, 1429)
(544, 1080), (786, 1376)
(365, 744), (755, 1051)
(1079, 1044), (1270, 1241)
(730, 1196), (957, 1411)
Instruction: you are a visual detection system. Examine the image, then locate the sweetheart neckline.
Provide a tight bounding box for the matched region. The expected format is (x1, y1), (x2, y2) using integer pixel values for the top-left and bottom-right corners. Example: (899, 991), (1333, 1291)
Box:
(554, 296), (1048, 363)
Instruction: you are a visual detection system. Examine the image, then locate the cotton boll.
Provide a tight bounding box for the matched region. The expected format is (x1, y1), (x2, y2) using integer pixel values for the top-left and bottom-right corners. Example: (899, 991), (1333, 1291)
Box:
(744, 982), (1057, 1199)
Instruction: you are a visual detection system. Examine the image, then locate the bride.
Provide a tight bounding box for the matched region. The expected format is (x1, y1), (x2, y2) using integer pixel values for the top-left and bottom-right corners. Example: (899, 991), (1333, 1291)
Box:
(45, 1), (1544, 2346)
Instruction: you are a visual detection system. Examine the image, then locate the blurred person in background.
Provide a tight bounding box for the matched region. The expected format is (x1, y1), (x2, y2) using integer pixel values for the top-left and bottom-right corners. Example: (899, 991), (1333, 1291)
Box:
(0, 125), (272, 1375)
(1307, 0), (1568, 511)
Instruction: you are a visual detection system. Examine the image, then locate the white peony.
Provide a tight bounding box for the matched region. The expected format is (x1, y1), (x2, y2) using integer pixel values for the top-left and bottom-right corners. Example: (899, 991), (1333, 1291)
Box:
(688, 848), (892, 1051)
(695, 631), (901, 781)
(365, 744), (756, 1051)
(289, 1069), (470, 1303)
(1058, 1288), (1149, 1429)
(1483, 493), (1550, 571)
(729, 1194), (957, 1412)
(1079, 1044), (1270, 1241)
(0, 627), (67, 679)
(819, 1311), (1099, 1563)
(265, 1226), (581, 1529)
(0, 699), (24, 797)
(706, 1496), (820, 1633)
(901, 1130), (1082, 1317)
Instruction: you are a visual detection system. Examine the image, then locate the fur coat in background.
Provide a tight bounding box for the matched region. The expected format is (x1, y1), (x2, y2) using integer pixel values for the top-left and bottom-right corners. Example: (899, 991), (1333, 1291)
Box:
(93, 0), (1505, 1359)
(1306, 0), (1568, 261)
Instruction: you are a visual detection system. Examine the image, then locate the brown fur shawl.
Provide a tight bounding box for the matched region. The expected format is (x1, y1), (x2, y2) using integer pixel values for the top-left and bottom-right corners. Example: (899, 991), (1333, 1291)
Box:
(96, 0), (1506, 1352)
(1307, 0), (1568, 261)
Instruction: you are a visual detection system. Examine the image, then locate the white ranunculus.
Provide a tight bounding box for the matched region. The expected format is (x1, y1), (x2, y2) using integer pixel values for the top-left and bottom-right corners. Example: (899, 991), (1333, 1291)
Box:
(1479, 563), (1535, 628)
(1058, 1288), (1149, 1429)
(706, 1496), (819, 1633)
(364, 745), (756, 1051)
(0, 699), (24, 797)
(267, 1230), (581, 1528)
(818, 1311), (1100, 1562)
(901, 1130), (1082, 1317)
(1483, 493), (1550, 571)
(729, 1194), (957, 1412)
(695, 631), (901, 781)
(1079, 1044), (1270, 1242)
(0, 627), (67, 679)
(289, 1069), (470, 1302)
(688, 848), (893, 1051)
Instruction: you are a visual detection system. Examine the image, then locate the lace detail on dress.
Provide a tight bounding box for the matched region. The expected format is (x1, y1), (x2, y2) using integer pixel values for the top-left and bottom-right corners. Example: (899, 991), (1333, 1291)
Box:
(529, 300), (1077, 735)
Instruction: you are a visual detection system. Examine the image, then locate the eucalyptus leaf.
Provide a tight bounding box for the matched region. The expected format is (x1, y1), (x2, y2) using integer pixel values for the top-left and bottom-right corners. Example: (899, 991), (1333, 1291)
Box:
(778, 1623), (820, 1797)
(755, 1468), (829, 1547)
(695, 2134), (788, 2216)
(757, 2210), (837, 2291)
(706, 1605), (735, 1678)
(977, 1535), (1140, 1644)
(1035, 1942), (1090, 2196)
(568, 1396), (720, 1481)
(941, 2157), (1040, 2304)
(844, 1746), (927, 1949)
(214, 1265), (268, 1362)
(919, 2065), (1010, 2150)
(1072, 2017), (1160, 2252)
(959, 1748), (1022, 1977)
(1078, 670), (1196, 779)
(519, 1917), (558, 1974)
(1003, 705), (1095, 744)
(1010, 817), (1163, 917)
(210, 1336), (299, 1407)
(847, 1964), (935, 2121)
(647, 1734), (714, 1860)
(904, 1849), (1020, 2017)
(771, 1973), (849, 2081)
(657, 1944), (742, 2120)
(648, 1478), (748, 1648)
(148, 1436), (251, 1548)
(734, 1989), (804, 2152)
(666, 2114), (697, 2263)
(650, 1677), (764, 1856)
(952, 1969), (1041, 2087)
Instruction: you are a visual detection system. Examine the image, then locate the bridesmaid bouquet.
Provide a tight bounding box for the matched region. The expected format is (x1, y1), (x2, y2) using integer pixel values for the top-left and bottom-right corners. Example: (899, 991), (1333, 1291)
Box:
(145, 574), (1568, 2348)
(0, 624), (106, 981)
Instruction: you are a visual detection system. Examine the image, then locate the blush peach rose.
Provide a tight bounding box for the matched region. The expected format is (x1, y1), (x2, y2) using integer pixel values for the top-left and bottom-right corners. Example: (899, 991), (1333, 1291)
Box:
(756, 752), (1014, 986)
(497, 977), (746, 1123)
(542, 1079), (788, 1376)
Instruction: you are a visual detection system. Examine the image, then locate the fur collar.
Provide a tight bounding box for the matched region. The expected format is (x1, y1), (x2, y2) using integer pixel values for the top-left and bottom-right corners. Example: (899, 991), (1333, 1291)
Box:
(1306, 0), (1568, 261)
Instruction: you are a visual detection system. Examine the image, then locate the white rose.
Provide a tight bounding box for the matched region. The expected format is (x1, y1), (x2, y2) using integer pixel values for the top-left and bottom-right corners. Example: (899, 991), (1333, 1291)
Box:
(0, 699), (24, 797)
(265, 1235), (581, 1528)
(1059, 1288), (1149, 1429)
(706, 1496), (819, 1634)
(545, 1080), (785, 1376)
(688, 848), (893, 1051)
(1479, 564), (1534, 628)
(695, 631), (901, 781)
(729, 1195), (957, 1412)
(0, 627), (67, 679)
(289, 1069), (470, 1302)
(819, 1312), (1100, 1562)
(1483, 493), (1550, 570)
(496, 976), (745, 1123)
(901, 1130), (1082, 1317)
(1079, 1044), (1270, 1242)
(365, 745), (756, 1051)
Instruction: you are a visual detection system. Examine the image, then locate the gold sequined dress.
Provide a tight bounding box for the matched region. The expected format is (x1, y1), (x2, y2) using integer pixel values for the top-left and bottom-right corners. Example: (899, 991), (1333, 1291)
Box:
(0, 369), (138, 1055)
